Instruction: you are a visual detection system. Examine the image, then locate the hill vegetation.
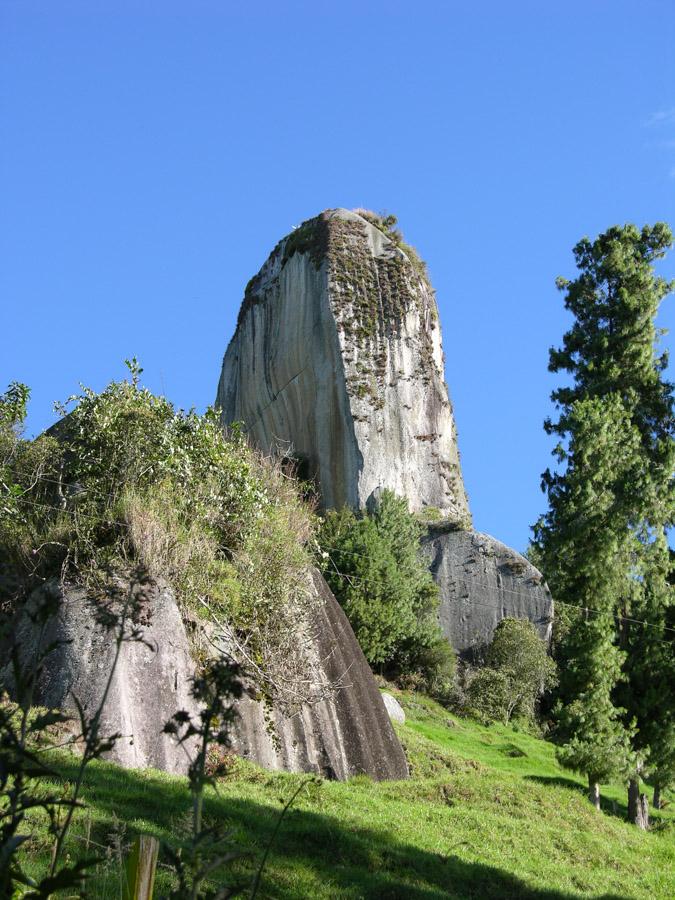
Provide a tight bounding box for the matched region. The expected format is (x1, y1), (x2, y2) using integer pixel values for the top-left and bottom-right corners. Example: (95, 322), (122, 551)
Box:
(15, 690), (675, 898)
(0, 361), (317, 712)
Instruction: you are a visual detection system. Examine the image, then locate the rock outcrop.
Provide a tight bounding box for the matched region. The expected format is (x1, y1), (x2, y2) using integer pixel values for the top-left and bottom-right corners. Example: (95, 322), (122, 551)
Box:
(216, 208), (554, 652)
(4, 576), (201, 774)
(422, 528), (554, 655)
(217, 209), (470, 524)
(4, 570), (408, 781)
(381, 692), (406, 725)
(224, 571), (408, 780)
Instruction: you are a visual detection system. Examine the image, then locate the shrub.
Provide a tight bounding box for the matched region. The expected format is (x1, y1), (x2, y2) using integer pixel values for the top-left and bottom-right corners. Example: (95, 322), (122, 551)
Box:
(0, 382), (32, 530)
(464, 618), (557, 724)
(465, 668), (512, 724)
(393, 633), (457, 703)
(317, 490), (455, 696)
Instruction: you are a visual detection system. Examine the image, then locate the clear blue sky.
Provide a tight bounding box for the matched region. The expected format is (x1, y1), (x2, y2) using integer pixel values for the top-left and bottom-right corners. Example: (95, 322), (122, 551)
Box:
(2, 1), (674, 552)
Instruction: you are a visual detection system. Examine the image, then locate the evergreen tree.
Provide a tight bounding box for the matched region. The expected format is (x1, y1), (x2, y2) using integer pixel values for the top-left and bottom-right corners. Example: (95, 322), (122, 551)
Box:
(536, 394), (639, 806)
(616, 535), (675, 811)
(547, 223), (674, 465)
(537, 223), (675, 821)
(318, 490), (454, 694)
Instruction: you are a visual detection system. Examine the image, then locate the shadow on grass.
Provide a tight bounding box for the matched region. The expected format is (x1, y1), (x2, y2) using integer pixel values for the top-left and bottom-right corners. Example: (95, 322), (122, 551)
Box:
(524, 774), (591, 795)
(524, 775), (630, 820)
(52, 758), (629, 900)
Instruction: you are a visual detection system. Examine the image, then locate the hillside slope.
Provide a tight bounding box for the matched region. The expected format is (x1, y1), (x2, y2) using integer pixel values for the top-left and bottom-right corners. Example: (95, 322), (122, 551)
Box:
(22, 692), (674, 898)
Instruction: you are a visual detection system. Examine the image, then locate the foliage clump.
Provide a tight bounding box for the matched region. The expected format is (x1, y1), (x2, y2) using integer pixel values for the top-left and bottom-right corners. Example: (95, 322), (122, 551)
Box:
(0, 361), (316, 711)
(281, 214), (329, 269)
(317, 490), (455, 698)
(464, 618), (556, 726)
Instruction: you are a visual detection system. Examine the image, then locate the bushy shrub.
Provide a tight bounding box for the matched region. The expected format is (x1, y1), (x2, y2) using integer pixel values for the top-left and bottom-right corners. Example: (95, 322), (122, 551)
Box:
(464, 618), (557, 724)
(393, 633), (457, 703)
(1, 382), (35, 529)
(317, 490), (455, 696)
(465, 668), (511, 724)
(0, 362), (317, 711)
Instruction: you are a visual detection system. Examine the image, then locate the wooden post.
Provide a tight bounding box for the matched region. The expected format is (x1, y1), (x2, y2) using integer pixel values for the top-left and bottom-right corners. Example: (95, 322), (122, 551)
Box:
(628, 778), (649, 830)
(123, 834), (159, 900)
(588, 775), (600, 811)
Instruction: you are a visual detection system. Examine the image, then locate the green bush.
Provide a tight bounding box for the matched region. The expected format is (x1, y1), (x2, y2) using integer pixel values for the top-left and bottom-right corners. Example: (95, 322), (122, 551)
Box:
(465, 668), (512, 724)
(0, 381), (32, 528)
(465, 618), (557, 725)
(317, 490), (455, 695)
(0, 362), (316, 711)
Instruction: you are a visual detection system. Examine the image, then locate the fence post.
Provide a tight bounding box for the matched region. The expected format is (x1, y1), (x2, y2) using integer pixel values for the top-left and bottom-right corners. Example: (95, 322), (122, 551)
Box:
(123, 834), (159, 900)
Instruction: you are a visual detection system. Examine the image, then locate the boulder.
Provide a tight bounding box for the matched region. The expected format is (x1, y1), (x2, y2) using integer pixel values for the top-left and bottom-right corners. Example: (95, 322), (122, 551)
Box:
(422, 527), (554, 656)
(381, 692), (406, 724)
(221, 570), (408, 780)
(3, 570), (408, 781)
(3, 575), (200, 774)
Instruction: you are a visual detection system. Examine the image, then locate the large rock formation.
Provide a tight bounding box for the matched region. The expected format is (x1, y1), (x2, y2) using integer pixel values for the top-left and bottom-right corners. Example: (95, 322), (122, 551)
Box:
(3, 570), (408, 781)
(422, 528), (553, 656)
(223, 571), (408, 779)
(217, 209), (554, 652)
(217, 209), (470, 524)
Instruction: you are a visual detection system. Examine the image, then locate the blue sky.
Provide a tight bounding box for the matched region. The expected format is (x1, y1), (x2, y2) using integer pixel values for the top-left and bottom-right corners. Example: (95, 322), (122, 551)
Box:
(2, 0), (674, 552)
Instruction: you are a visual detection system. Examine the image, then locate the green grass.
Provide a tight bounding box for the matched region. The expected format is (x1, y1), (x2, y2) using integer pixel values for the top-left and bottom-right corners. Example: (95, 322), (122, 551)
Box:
(18, 690), (675, 898)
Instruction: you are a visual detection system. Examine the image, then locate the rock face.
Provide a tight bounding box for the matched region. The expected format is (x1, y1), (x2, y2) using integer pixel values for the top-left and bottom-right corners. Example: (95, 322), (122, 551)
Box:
(217, 209), (470, 524)
(216, 208), (554, 652)
(422, 528), (554, 655)
(226, 571), (408, 780)
(4, 576), (201, 774)
(3, 571), (408, 781)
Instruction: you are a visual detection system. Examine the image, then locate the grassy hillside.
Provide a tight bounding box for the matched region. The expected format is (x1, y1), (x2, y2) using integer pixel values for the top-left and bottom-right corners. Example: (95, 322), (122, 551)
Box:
(21, 690), (674, 899)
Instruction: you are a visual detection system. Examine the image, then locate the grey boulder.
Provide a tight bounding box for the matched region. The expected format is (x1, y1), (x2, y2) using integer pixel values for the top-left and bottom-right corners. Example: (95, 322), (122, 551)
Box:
(216, 208), (470, 525)
(224, 571), (409, 780)
(3, 570), (408, 781)
(423, 528), (554, 656)
(3, 576), (200, 774)
(380, 691), (406, 725)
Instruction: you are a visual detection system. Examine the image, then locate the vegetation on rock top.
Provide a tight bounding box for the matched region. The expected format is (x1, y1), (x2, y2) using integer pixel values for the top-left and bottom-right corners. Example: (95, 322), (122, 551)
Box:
(0, 360), (316, 712)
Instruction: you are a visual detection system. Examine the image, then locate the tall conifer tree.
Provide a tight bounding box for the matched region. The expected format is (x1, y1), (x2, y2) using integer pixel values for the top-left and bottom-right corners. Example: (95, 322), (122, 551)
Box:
(537, 394), (639, 806)
(536, 223), (674, 821)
